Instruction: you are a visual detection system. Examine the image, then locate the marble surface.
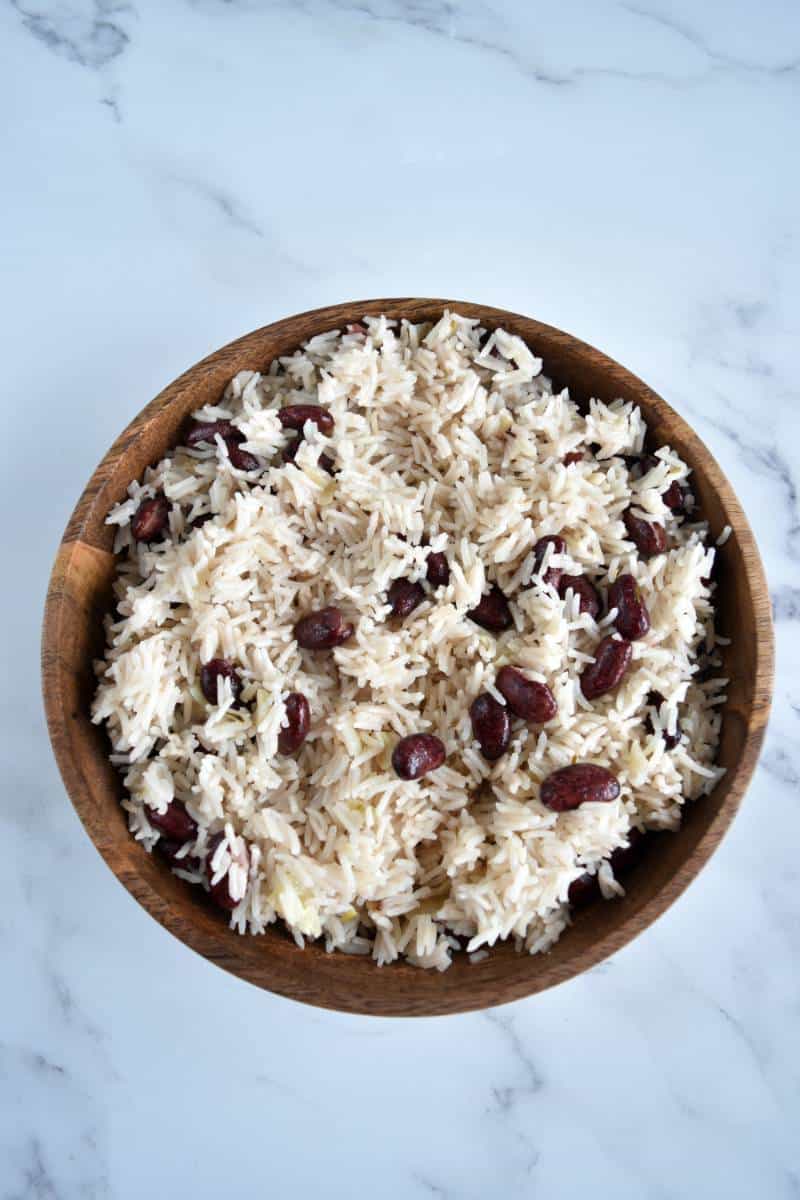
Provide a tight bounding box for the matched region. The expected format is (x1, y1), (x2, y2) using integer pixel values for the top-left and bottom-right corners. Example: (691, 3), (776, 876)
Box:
(2, 0), (799, 1195)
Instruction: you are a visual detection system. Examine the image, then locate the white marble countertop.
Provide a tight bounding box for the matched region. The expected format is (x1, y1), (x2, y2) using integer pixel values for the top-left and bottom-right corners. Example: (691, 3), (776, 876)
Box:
(3, 0), (799, 1195)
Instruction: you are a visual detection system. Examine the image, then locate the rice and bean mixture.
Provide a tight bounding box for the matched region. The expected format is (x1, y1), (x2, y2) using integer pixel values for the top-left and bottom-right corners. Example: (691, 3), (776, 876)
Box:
(92, 313), (727, 970)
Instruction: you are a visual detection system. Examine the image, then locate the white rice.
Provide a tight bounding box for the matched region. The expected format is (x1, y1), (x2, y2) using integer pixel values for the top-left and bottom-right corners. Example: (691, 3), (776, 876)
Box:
(92, 312), (726, 971)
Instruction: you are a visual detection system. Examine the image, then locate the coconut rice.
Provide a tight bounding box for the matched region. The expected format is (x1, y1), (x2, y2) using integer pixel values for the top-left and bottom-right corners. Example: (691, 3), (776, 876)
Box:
(92, 312), (727, 970)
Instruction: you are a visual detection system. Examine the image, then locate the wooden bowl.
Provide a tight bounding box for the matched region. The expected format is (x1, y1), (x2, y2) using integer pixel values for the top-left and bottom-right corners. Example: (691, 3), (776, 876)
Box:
(42, 299), (774, 1016)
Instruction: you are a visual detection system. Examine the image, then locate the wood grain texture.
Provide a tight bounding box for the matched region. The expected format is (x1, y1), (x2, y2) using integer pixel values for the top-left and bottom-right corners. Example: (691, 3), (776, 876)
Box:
(42, 299), (774, 1016)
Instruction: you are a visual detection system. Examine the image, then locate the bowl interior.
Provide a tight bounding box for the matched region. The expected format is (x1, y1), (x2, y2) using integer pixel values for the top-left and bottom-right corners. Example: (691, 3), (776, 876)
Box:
(43, 299), (773, 1015)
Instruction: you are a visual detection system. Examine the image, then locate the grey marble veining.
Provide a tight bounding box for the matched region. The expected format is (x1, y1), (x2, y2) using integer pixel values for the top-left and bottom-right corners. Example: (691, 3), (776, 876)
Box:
(10, 0), (133, 70)
(2, 0), (799, 1196)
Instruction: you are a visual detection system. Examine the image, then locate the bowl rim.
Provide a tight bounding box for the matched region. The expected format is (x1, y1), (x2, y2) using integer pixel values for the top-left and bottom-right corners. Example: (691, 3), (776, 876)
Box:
(42, 298), (774, 1015)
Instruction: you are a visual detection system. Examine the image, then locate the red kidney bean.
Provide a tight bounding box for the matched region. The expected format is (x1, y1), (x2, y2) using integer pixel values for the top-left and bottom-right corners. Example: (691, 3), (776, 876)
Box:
(277, 405), (334, 434)
(646, 690), (681, 749)
(426, 551), (450, 587)
(469, 693), (512, 760)
(533, 535), (566, 589)
(225, 430), (260, 472)
(628, 454), (691, 515)
(185, 419), (259, 470)
(541, 763), (620, 811)
(609, 825), (646, 874)
(663, 480), (691, 514)
(608, 574), (651, 641)
(580, 636), (633, 700)
(534, 534), (566, 562)
(146, 800), (198, 842)
(391, 733), (446, 780)
(205, 832), (245, 911)
(563, 451), (585, 466)
(467, 586), (513, 632)
(200, 658), (243, 705)
(294, 606), (353, 649)
(282, 434), (335, 474)
(568, 871), (600, 908)
(568, 827), (645, 908)
(131, 494), (170, 542)
(623, 509), (668, 558)
(387, 578), (425, 619)
(186, 419), (236, 446)
(156, 838), (202, 872)
(496, 667), (557, 724)
(558, 574), (601, 619)
(277, 692), (310, 754)
(627, 453), (660, 477)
